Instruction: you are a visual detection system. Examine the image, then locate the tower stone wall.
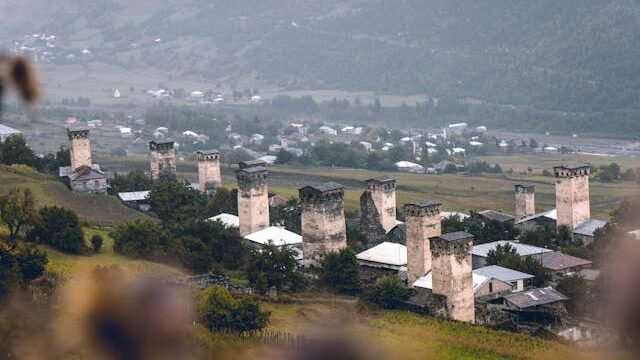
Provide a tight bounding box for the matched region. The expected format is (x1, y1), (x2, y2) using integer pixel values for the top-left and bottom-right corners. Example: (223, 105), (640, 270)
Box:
(300, 183), (347, 268)
(149, 141), (176, 180)
(237, 166), (269, 236)
(197, 150), (221, 194)
(430, 231), (475, 323)
(366, 177), (397, 232)
(405, 201), (441, 286)
(68, 128), (92, 170)
(515, 183), (535, 220)
(554, 165), (590, 230)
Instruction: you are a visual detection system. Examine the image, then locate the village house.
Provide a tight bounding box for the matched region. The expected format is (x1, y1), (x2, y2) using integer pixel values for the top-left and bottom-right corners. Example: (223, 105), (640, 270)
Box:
(500, 287), (568, 325)
(478, 210), (515, 224)
(572, 219), (607, 245)
(538, 251), (593, 280)
(356, 242), (407, 284)
(118, 191), (151, 211)
(515, 209), (557, 232)
(413, 270), (512, 302)
(472, 241), (552, 269)
(473, 265), (534, 292)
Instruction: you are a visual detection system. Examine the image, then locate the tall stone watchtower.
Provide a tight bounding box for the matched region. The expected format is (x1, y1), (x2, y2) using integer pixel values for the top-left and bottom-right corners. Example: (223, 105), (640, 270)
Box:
(405, 201), (441, 286)
(196, 150), (221, 194)
(430, 231), (475, 323)
(299, 182), (347, 268)
(67, 127), (92, 171)
(149, 141), (176, 180)
(554, 164), (591, 230)
(514, 183), (535, 220)
(364, 177), (397, 232)
(236, 165), (269, 237)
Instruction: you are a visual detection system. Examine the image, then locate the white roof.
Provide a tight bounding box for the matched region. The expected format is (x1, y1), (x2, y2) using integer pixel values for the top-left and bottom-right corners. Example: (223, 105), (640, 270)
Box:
(452, 147), (466, 153)
(207, 213), (239, 228)
(0, 124), (21, 136)
(448, 122), (468, 128)
(474, 265), (534, 282)
(356, 242), (407, 266)
(118, 191), (150, 201)
(544, 146), (558, 151)
(244, 226), (302, 246)
(258, 155), (277, 164)
(469, 141), (483, 146)
(413, 271), (488, 294)
(119, 127), (132, 134)
(473, 241), (552, 258)
(441, 211), (470, 220)
(400, 137), (412, 142)
(182, 130), (198, 137)
(425, 141), (436, 147)
(395, 160), (420, 168)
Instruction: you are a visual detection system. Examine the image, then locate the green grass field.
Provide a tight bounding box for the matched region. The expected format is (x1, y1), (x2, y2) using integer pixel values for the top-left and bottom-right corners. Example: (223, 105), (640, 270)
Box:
(0, 164), (146, 226)
(261, 300), (603, 360)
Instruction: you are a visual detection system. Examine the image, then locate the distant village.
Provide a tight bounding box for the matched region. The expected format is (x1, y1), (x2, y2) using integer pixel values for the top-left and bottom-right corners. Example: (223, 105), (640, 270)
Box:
(22, 123), (631, 347)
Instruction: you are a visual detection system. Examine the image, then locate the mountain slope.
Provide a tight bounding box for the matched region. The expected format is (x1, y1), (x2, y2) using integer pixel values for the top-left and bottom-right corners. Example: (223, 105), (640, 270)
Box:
(2, 0), (640, 114)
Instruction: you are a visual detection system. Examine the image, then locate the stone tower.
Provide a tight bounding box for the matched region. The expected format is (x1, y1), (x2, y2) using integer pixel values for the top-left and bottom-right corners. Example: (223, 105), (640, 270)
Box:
(299, 182), (347, 268)
(364, 177), (397, 232)
(430, 231), (475, 323)
(405, 201), (441, 286)
(514, 183), (535, 220)
(196, 150), (221, 194)
(67, 127), (92, 170)
(554, 164), (591, 230)
(149, 141), (176, 180)
(236, 165), (269, 237)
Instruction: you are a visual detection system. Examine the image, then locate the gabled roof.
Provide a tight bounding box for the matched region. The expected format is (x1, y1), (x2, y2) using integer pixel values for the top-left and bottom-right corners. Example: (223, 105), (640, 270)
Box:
(503, 287), (568, 309)
(118, 191), (150, 202)
(244, 226), (302, 246)
(472, 241), (552, 258)
(515, 209), (557, 224)
(412, 271), (491, 294)
(573, 219), (607, 237)
(356, 242), (407, 267)
(69, 165), (106, 181)
(474, 265), (534, 283)
(207, 213), (239, 228)
(539, 251), (592, 271)
(478, 210), (515, 223)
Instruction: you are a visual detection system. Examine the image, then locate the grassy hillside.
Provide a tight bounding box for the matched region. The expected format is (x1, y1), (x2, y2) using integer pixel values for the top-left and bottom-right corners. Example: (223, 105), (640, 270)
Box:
(262, 301), (604, 360)
(0, 164), (146, 226)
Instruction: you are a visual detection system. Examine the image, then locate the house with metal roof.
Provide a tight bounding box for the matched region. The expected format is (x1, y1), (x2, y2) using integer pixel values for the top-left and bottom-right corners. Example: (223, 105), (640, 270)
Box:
(472, 240), (552, 268)
(573, 219), (607, 246)
(244, 226), (302, 247)
(478, 210), (515, 224)
(413, 270), (513, 301)
(515, 209), (557, 232)
(474, 265), (534, 292)
(356, 242), (408, 284)
(538, 251), (593, 279)
(503, 287), (568, 311)
(207, 213), (240, 229)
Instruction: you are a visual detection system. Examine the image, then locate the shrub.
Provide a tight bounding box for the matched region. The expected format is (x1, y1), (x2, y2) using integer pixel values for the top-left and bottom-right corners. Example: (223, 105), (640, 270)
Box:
(319, 248), (362, 295)
(247, 243), (302, 292)
(28, 206), (85, 254)
(370, 275), (410, 309)
(196, 285), (269, 333)
(111, 219), (180, 260)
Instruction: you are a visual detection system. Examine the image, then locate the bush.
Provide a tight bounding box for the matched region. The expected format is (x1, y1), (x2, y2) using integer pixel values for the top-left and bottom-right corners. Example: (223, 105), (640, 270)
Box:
(319, 248), (362, 295)
(370, 275), (409, 309)
(28, 206), (85, 254)
(91, 234), (104, 253)
(247, 243), (302, 292)
(111, 219), (180, 260)
(196, 285), (269, 333)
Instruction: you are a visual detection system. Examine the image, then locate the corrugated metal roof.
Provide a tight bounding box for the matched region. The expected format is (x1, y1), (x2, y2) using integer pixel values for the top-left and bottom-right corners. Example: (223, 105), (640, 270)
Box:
(356, 242), (407, 266)
(474, 265), (534, 282)
(436, 231), (473, 243)
(504, 287), (568, 309)
(413, 271), (488, 294)
(244, 226), (302, 246)
(441, 211), (470, 220)
(539, 251), (592, 271)
(472, 241), (552, 258)
(573, 218), (607, 237)
(515, 209), (557, 224)
(207, 213), (239, 228)
(479, 210), (515, 223)
(118, 191), (150, 202)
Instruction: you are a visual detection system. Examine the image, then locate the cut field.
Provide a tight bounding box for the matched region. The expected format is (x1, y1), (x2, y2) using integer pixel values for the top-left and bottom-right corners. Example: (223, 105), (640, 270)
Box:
(0, 164), (147, 226)
(261, 300), (604, 360)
